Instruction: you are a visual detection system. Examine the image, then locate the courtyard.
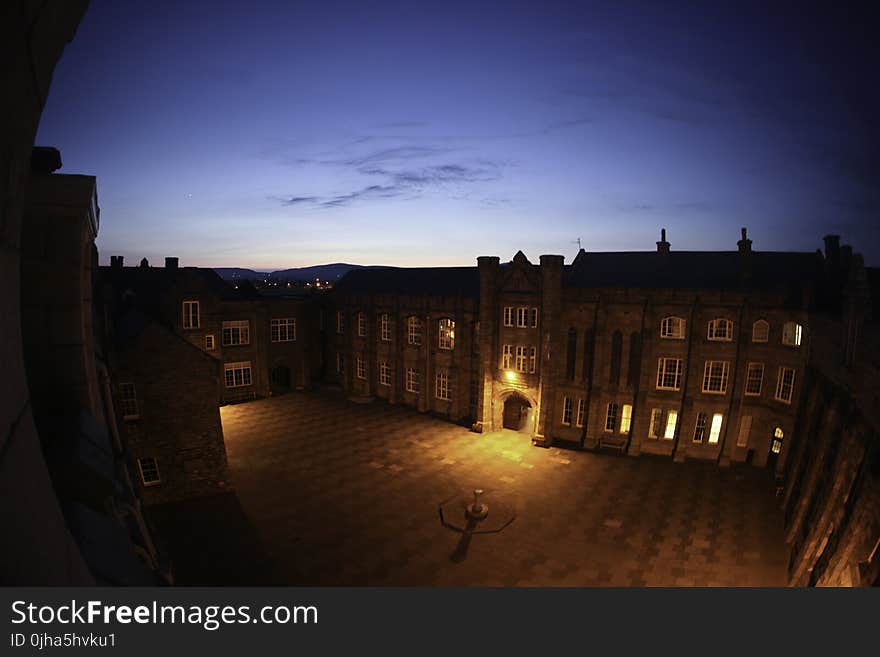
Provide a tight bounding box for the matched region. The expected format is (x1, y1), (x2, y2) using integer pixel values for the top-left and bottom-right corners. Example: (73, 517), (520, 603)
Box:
(212, 390), (789, 586)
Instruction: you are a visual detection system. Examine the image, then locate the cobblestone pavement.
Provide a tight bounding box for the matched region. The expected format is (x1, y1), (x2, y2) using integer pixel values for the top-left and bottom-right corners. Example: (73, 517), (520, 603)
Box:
(221, 391), (789, 586)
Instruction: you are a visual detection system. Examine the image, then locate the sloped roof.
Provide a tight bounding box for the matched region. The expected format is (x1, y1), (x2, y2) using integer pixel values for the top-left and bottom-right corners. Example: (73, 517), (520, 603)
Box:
(335, 266), (480, 298)
(565, 250), (822, 290)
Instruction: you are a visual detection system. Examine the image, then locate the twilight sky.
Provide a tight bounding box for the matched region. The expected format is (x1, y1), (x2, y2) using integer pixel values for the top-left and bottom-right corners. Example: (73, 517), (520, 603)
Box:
(36, 0), (879, 269)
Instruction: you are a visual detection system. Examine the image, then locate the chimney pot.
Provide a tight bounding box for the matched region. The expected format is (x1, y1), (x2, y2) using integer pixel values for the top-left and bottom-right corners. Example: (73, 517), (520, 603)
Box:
(165, 257), (179, 269)
(656, 227), (670, 254)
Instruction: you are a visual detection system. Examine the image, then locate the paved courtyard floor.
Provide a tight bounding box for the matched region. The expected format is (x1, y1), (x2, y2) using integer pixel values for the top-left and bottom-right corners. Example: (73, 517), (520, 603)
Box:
(219, 390), (789, 586)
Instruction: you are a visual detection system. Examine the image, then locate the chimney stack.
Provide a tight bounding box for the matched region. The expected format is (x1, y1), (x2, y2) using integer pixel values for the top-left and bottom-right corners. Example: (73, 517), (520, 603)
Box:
(737, 227), (752, 281)
(165, 257), (179, 270)
(823, 234), (840, 261)
(31, 146), (62, 174)
(110, 255), (124, 269)
(139, 257), (150, 269)
(656, 228), (670, 254)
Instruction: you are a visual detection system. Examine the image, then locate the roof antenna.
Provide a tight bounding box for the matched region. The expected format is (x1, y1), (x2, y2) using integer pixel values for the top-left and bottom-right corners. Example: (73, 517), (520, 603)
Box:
(571, 237), (582, 250)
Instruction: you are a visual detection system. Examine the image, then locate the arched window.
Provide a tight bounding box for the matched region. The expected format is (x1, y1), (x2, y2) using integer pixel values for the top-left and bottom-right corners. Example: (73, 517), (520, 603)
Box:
(438, 318), (455, 350)
(782, 321), (802, 347)
(609, 330), (622, 385)
(751, 319), (769, 343)
(707, 318), (733, 341)
(566, 327), (577, 380)
(660, 316), (685, 339)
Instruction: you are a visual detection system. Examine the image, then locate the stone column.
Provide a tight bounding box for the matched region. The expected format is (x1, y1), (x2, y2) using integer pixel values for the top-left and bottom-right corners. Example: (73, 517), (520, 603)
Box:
(534, 255), (564, 446)
(476, 256), (499, 432)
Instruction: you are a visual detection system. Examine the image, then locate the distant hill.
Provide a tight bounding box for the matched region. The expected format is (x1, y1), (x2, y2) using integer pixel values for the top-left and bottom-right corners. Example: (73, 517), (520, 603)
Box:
(212, 267), (265, 281)
(269, 263), (370, 283)
(214, 263), (376, 284)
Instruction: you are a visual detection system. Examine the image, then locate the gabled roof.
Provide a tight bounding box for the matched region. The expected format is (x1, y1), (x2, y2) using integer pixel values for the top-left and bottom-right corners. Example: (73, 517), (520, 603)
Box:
(335, 266), (480, 298)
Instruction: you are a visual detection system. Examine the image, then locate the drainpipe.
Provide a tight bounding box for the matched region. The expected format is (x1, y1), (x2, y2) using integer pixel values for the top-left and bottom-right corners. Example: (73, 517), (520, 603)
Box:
(672, 296), (699, 459)
(716, 303), (745, 465)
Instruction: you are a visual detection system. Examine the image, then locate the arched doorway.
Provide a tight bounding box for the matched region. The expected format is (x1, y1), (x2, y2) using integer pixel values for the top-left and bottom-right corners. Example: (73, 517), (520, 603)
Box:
(502, 393), (532, 432)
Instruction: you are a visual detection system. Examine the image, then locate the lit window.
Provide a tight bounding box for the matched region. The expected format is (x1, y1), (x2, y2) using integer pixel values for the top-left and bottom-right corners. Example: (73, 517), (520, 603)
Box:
(379, 361), (391, 386)
(771, 426), (783, 454)
(663, 410), (678, 440)
(775, 367), (796, 403)
(656, 358), (683, 391)
(576, 399), (585, 427)
(605, 402), (618, 432)
(782, 322), (802, 347)
(648, 409), (663, 439)
(222, 320), (250, 346)
(356, 354), (366, 380)
(620, 404), (632, 433)
(708, 414), (723, 444)
(224, 361), (252, 388)
(693, 412), (708, 443)
(182, 300), (200, 329)
(270, 318), (296, 342)
(336, 311), (345, 334)
(502, 344), (512, 369)
(752, 320), (769, 343)
(707, 318), (733, 341)
(406, 368), (420, 393)
(702, 360), (730, 394)
(435, 369), (450, 400)
(119, 382), (139, 420)
(530, 307), (538, 328)
(516, 307), (529, 328)
(515, 345), (528, 372)
(358, 311), (366, 337)
(529, 346), (537, 373)
(137, 457), (160, 486)
(562, 396), (573, 425)
(438, 318), (455, 350)
(205, 334), (215, 351)
(660, 316), (685, 339)
(736, 416), (752, 447)
(407, 316), (422, 345)
(503, 307), (514, 327)
(774, 427), (784, 439)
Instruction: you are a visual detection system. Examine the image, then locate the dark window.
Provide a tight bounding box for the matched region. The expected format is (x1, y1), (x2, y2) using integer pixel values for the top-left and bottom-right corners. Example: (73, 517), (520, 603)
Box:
(627, 331), (641, 387)
(609, 330), (622, 385)
(566, 327), (577, 380)
(582, 329), (594, 382)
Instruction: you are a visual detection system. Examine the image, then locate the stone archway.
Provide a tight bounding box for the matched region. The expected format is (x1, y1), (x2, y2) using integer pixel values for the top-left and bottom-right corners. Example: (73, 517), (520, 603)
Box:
(502, 392), (533, 432)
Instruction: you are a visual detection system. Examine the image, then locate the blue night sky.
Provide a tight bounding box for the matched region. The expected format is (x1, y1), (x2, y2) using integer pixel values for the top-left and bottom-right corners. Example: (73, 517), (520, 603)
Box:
(36, 0), (879, 269)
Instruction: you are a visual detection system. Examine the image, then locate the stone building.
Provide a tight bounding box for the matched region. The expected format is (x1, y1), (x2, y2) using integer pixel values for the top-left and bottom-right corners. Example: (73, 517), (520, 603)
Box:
(99, 257), (317, 503)
(329, 229), (817, 471)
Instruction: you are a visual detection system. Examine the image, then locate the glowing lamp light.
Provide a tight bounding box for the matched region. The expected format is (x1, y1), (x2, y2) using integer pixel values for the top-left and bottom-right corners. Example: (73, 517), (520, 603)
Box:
(505, 370), (516, 381)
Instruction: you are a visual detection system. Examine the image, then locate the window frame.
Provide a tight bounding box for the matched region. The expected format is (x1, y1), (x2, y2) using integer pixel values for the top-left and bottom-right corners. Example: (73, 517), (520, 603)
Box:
(137, 457), (161, 486)
(224, 361), (253, 388)
(407, 316), (422, 345)
(119, 382), (139, 420)
(270, 317), (296, 343)
(562, 396), (573, 426)
(744, 362), (764, 396)
(707, 318), (733, 341)
(221, 319), (250, 346)
(379, 360), (391, 386)
(620, 404), (632, 434)
(356, 353), (366, 380)
(751, 319), (769, 343)
(438, 318), (455, 350)
(405, 367), (420, 393)
(435, 369), (450, 400)
(701, 360), (730, 394)
(708, 413), (723, 444)
(379, 313), (391, 342)
(663, 410), (678, 440)
(576, 398), (585, 427)
(336, 311), (345, 334)
(357, 311), (366, 337)
(604, 402), (619, 432)
(782, 321), (802, 347)
(515, 345), (528, 373)
(648, 408), (663, 439)
(775, 366), (796, 404)
(660, 316), (685, 340)
(503, 307), (514, 327)
(182, 300), (200, 330)
(693, 412), (708, 443)
(656, 357), (683, 391)
(205, 334), (215, 351)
